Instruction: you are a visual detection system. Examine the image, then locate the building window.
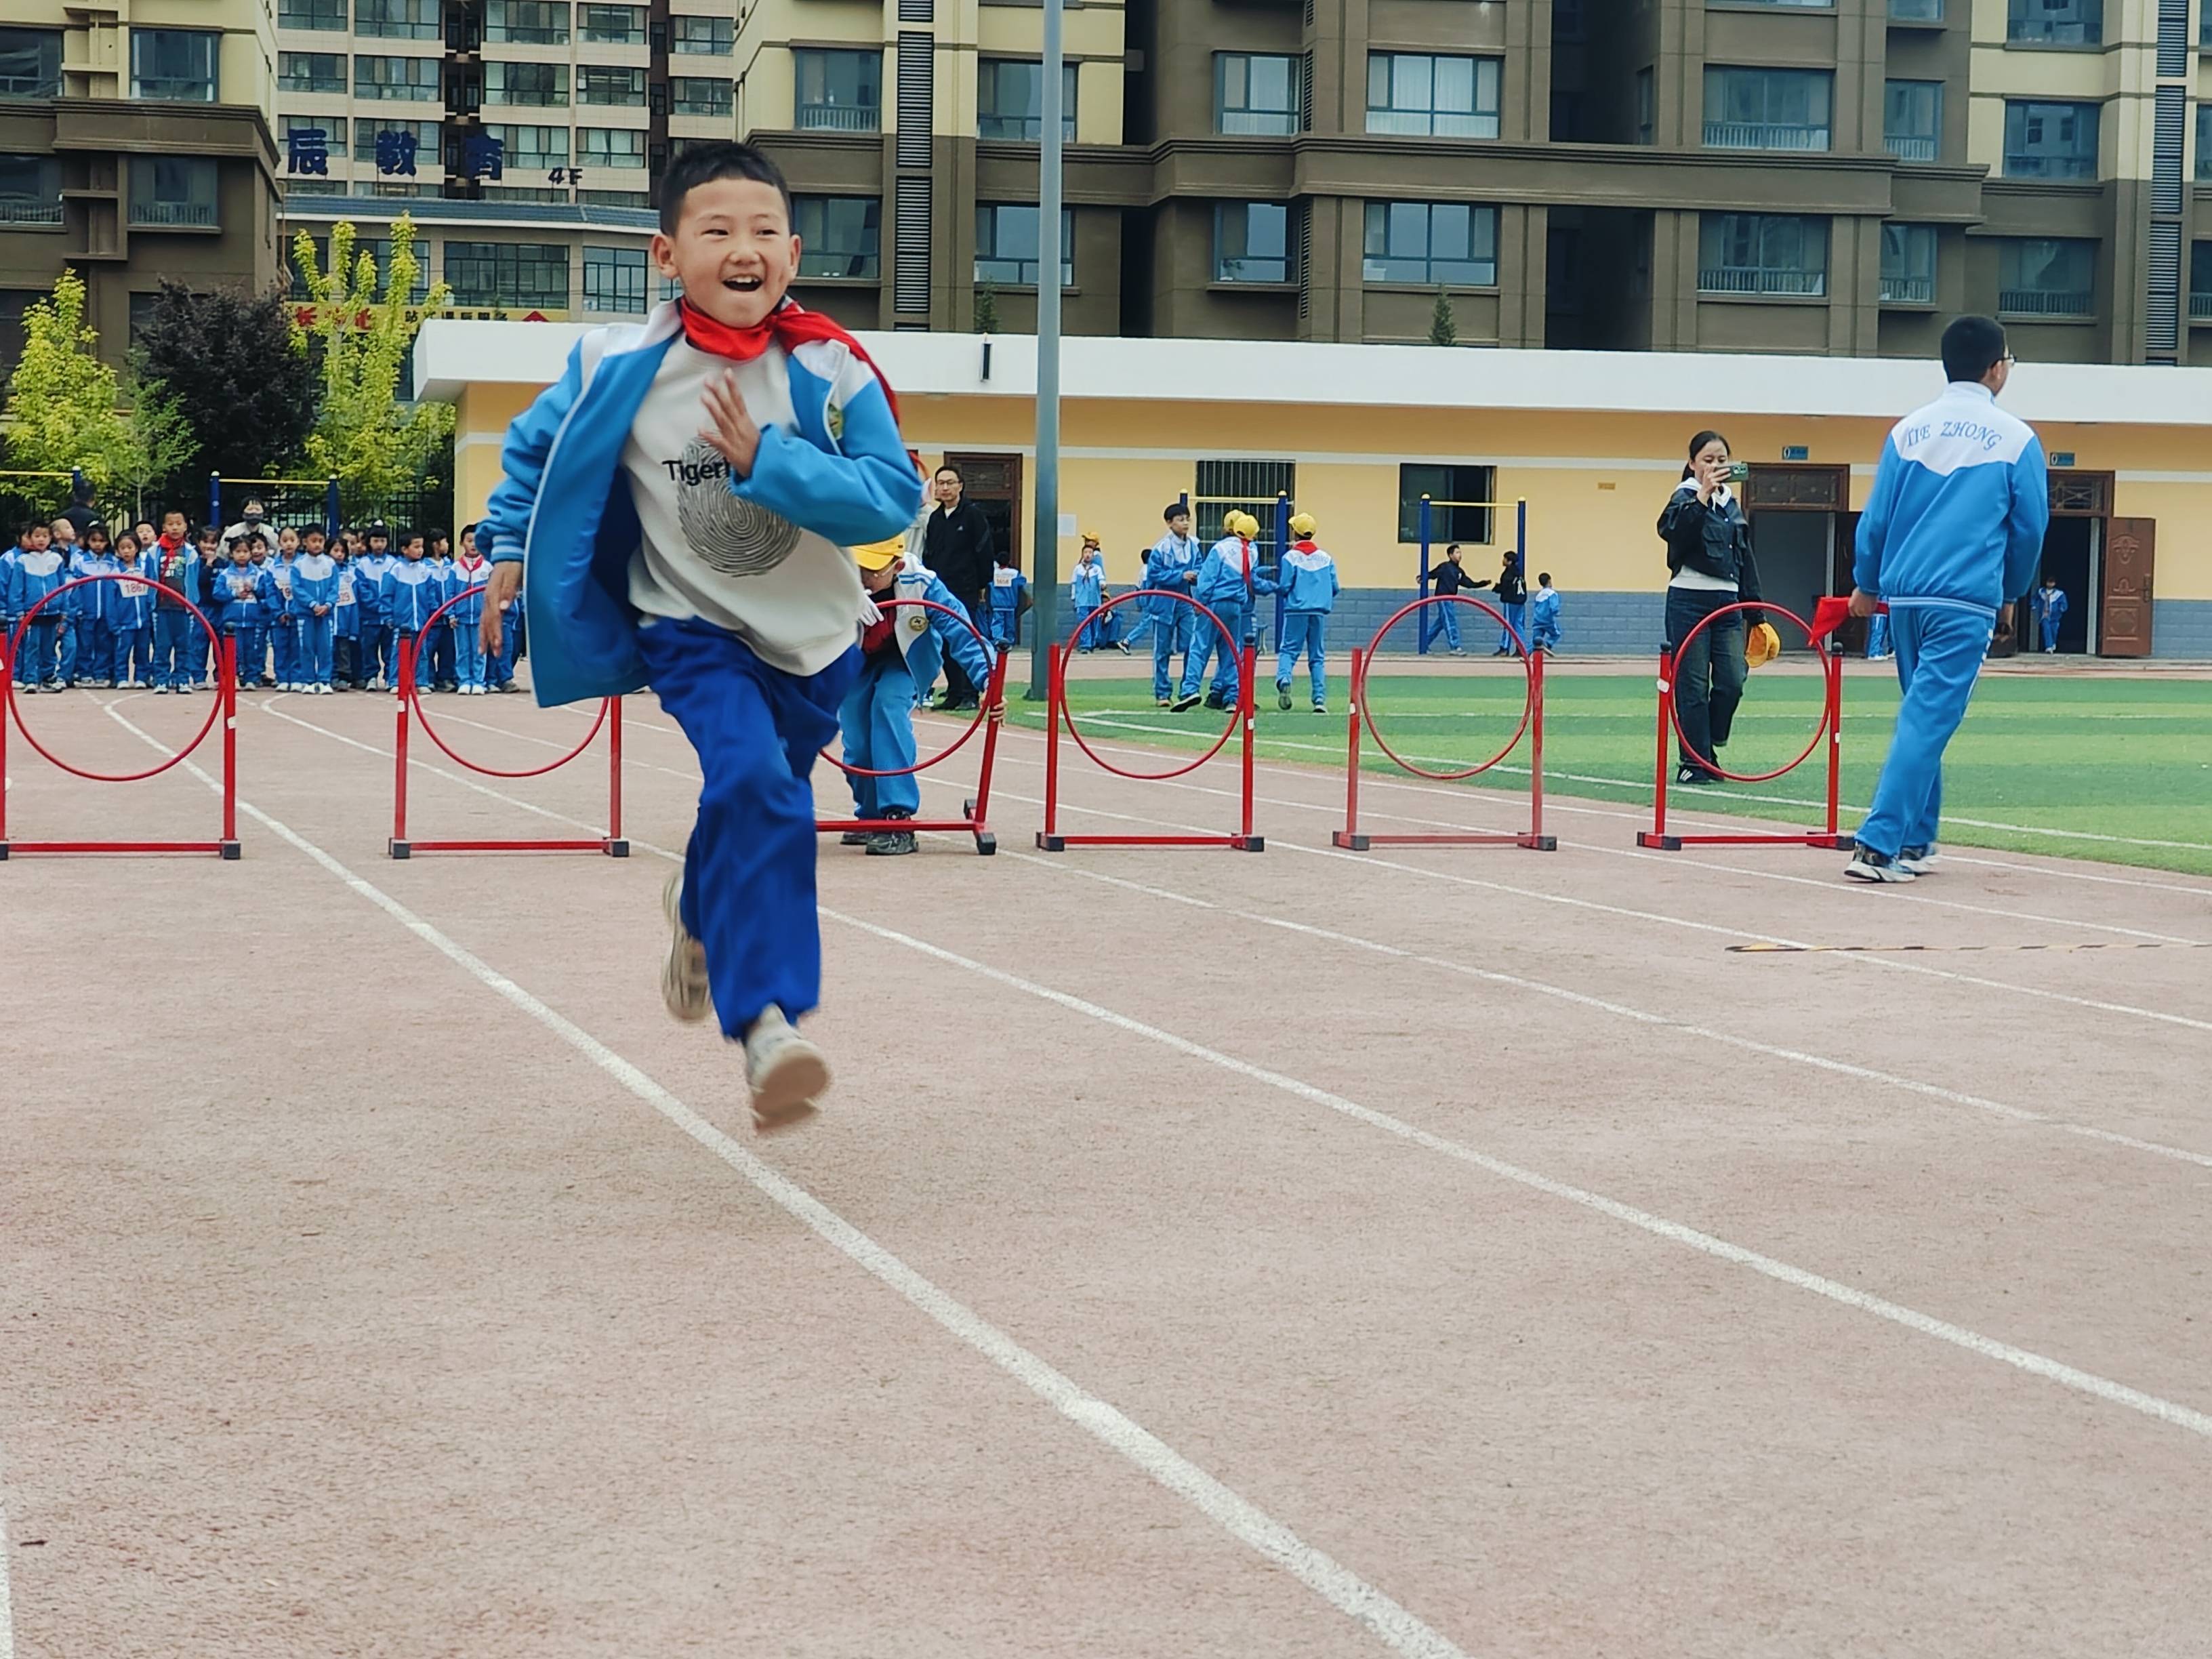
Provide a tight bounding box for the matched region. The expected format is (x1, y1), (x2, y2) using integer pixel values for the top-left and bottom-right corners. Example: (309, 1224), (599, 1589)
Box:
(1997, 238), (2094, 316)
(1397, 464), (1495, 544)
(672, 15), (733, 54)
(356, 54), (442, 102)
(127, 157), (219, 228)
(483, 122), (567, 171)
(1361, 201), (1498, 286)
(1635, 68), (1654, 144)
(287, 234), (328, 299)
(2008, 0), (2101, 44)
(1702, 66), (1832, 151)
(0, 154), (62, 227)
(486, 1), (570, 44)
(795, 195), (881, 278)
(356, 0), (440, 41)
(577, 127), (647, 168)
(363, 236), (430, 300)
(2198, 106), (2211, 181)
(445, 241), (571, 308)
(278, 0), (348, 31)
(1883, 80), (1942, 161)
(977, 59), (1077, 141)
(1698, 213), (1828, 295)
(1193, 460), (1296, 556)
(583, 189), (651, 208)
(579, 64), (646, 106)
(579, 3), (646, 44)
(131, 28), (219, 102)
(1879, 224), (1936, 304)
(977, 203), (1073, 288)
(669, 76), (732, 117)
(794, 49), (881, 132)
(485, 61), (569, 106)
(281, 110), (347, 146)
(1215, 53), (1300, 136)
(0, 28), (64, 99)
(583, 245), (647, 312)
(1213, 202), (1290, 283)
(2003, 100), (2098, 179)
(1366, 54), (1501, 139)
(355, 119), (441, 163)
(2190, 242), (2212, 321)
(1888, 0), (1944, 17)
(279, 52), (348, 94)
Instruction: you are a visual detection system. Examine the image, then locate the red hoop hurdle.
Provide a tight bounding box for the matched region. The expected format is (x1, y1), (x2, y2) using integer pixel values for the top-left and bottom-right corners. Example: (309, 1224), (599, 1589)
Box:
(388, 583), (628, 859)
(1036, 588), (1263, 852)
(1636, 599), (1852, 852)
(0, 575), (240, 859)
(1332, 594), (1557, 852)
(817, 596), (1010, 855)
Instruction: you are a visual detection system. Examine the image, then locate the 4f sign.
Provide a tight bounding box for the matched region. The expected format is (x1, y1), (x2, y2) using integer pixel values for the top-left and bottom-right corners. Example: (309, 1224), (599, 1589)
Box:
(1781, 444), (1810, 462)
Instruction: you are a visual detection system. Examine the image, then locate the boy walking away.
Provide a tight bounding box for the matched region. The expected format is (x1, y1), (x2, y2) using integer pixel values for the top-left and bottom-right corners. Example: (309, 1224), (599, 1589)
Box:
(1174, 512), (1277, 712)
(1491, 548), (1529, 655)
(292, 528), (340, 693)
(110, 533), (155, 686)
(1423, 544), (1490, 654)
(1275, 511), (1338, 712)
(148, 512), (201, 694)
(355, 523), (395, 690)
(1529, 572), (1563, 653)
(475, 140), (922, 1132)
(1145, 502), (1202, 704)
(1846, 316), (2047, 884)
(4, 522), (66, 691)
(986, 551), (1029, 651)
(2033, 575), (2068, 654)
(922, 465), (994, 710)
(841, 531), (996, 855)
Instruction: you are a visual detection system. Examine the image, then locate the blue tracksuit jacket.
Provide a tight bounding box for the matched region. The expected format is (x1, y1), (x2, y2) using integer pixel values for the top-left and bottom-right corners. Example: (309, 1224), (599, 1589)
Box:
(354, 552), (394, 623)
(1853, 381), (2050, 619)
(476, 301), (920, 708)
(447, 561), (490, 627)
(291, 552), (340, 615)
(1071, 560), (1104, 611)
(382, 558), (445, 631)
(1193, 535), (1278, 615)
(1145, 532), (1202, 609)
(1277, 541), (1338, 613)
(986, 567), (1029, 646)
(5, 548), (68, 622)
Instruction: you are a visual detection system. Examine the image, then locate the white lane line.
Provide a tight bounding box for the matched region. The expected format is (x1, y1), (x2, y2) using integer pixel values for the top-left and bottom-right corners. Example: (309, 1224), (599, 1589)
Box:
(1, 1448), (15, 1659)
(98, 708), (1473, 1659)
(1001, 853), (2212, 1173)
(112, 701), (2212, 1448)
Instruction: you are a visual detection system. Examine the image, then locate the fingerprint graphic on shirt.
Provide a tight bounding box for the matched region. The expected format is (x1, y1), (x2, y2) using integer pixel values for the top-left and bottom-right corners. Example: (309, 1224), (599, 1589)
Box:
(674, 437), (804, 578)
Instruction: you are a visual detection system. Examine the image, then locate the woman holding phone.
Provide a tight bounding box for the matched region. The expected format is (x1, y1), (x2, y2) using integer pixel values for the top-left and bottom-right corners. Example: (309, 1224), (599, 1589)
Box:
(1658, 430), (1766, 785)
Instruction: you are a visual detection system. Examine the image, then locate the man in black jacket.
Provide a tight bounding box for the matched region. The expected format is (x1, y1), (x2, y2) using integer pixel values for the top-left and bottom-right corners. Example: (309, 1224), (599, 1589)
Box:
(1490, 549), (1529, 656)
(921, 464), (994, 709)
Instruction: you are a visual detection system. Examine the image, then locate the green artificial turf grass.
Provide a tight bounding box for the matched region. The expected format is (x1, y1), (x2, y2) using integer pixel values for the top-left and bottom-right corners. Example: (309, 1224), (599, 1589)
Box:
(1006, 669), (2212, 878)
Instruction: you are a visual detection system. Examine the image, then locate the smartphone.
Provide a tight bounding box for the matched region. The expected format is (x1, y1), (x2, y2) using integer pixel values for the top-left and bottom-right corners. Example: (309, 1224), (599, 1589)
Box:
(1728, 462), (1751, 485)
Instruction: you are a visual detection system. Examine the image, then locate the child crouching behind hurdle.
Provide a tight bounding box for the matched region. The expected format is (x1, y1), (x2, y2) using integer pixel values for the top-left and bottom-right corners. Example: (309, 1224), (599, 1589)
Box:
(475, 140), (922, 1133)
(1274, 511), (1338, 713)
(838, 531), (997, 857)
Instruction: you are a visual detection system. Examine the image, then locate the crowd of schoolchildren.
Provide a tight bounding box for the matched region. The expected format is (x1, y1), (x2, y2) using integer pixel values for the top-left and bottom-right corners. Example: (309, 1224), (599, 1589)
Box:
(3, 499), (521, 696)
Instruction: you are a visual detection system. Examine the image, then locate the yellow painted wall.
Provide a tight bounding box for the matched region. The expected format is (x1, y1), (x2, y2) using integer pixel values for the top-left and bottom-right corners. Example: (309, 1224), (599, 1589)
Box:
(448, 381), (2212, 600)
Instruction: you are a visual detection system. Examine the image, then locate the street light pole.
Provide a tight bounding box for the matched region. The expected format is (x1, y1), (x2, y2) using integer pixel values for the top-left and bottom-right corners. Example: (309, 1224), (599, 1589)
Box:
(1026, 0), (1064, 701)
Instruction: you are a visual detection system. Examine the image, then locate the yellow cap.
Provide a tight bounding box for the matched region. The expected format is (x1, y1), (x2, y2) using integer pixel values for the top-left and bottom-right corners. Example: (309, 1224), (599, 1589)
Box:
(851, 535), (905, 572)
(1744, 620), (1782, 670)
(1080, 530), (1100, 545)
(1229, 512), (1257, 538)
(1288, 512), (1317, 537)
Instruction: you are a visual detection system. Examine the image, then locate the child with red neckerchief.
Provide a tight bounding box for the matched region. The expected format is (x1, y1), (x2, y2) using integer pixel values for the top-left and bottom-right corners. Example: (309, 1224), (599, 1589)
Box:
(476, 142), (921, 1133)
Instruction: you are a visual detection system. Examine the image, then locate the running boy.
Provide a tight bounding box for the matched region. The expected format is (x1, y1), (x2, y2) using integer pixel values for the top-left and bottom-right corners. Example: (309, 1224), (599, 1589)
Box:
(1846, 316), (2048, 884)
(475, 140), (922, 1130)
(1274, 511), (1338, 712)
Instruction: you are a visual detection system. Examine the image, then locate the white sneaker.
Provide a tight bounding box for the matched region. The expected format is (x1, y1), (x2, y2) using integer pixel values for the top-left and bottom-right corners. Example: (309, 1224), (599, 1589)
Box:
(154, 684), (170, 696)
(743, 1006), (830, 1134)
(177, 683), (195, 696)
(1845, 846), (1917, 884)
(369, 676), (387, 691)
(661, 873), (711, 1026)
(1897, 844), (1940, 876)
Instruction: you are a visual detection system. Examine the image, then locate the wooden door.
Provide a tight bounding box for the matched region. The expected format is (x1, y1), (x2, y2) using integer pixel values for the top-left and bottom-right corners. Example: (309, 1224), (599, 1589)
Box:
(943, 452), (1022, 573)
(2101, 518), (2155, 657)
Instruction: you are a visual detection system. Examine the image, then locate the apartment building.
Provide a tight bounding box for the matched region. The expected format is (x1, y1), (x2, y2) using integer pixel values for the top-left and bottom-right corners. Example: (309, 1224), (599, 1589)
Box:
(736, 0), (2211, 366)
(1, 0), (283, 375)
(270, 0), (743, 318)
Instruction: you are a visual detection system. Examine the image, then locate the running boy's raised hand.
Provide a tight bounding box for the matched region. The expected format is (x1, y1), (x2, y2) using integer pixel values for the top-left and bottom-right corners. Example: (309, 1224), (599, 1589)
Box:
(699, 368), (762, 476)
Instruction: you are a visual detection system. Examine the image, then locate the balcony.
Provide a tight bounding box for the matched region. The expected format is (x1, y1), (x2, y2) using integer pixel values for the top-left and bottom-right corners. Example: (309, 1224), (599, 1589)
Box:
(2191, 293), (2212, 321)
(795, 101), (878, 134)
(1704, 121), (1830, 152)
(1887, 0), (1943, 21)
(1698, 268), (1826, 296)
(1218, 110), (1300, 136)
(0, 200), (64, 225)
(1880, 274), (1934, 303)
(1885, 135), (1937, 161)
(1999, 288), (2091, 316)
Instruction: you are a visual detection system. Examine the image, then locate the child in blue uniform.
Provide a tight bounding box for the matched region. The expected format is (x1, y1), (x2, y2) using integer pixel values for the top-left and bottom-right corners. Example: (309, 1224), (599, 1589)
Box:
(1273, 511), (1338, 712)
(323, 529), (360, 688)
(269, 527), (302, 689)
(450, 527), (491, 693)
(291, 529), (340, 693)
(475, 141), (921, 1131)
(70, 523), (118, 687)
(2032, 576), (2068, 653)
(5, 522), (66, 691)
(110, 533), (156, 687)
(1846, 315), (2048, 884)
(355, 524), (396, 690)
(147, 514), (202, 695)
(382, 531), (442, 688)
(1529, 573), (1563, 653)
(1144, 503), (1202, 705)
(986, 552), (1029, 649)
(840, 531), (996, 855)
(215, 537), (271, 684)
(1173, 511), (1276, 712)
(1070, 535), (1105, 651)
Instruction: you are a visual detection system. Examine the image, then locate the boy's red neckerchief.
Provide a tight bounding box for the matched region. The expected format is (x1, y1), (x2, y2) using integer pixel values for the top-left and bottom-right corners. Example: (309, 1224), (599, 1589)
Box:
(676, 298), (899, 420)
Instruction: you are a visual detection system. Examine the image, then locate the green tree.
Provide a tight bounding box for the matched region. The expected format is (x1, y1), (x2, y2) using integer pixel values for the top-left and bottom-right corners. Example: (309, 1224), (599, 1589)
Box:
(292, 216), (456, 520)
(133, 280), (318, 500)
(1428, 286), (1458, 348)
(2, 268), (195, 523)
(973, 279), (1001, 335)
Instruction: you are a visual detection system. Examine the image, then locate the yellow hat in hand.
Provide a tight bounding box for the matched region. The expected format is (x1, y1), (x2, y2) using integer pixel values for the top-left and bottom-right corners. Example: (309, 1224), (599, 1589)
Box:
(1745, 620), (1783, 669)
(1288, 512), (1317, 537)
(851, 536), (905, 572)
